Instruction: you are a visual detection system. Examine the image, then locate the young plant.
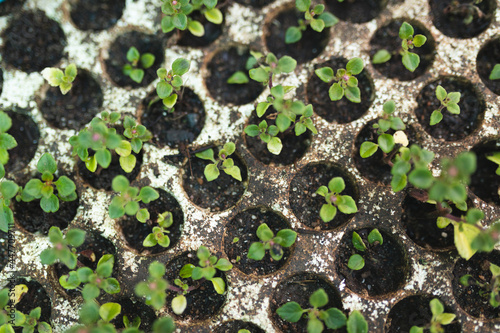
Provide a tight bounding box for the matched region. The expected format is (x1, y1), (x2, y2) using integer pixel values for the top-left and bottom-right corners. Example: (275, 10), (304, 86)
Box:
(13, 306), (53, 333)
(315, 57), (364, 103)
(108, 175), (160, 222)
(143, 211), (174, 248)
(135, 261), (169, 310)
(316, 177), (358, 223)
(195, 142), (242, 182)
(123, 47), (155, 84)
(0, 111), (18, 178)
(244, 85), (317, 155)
(459, 261), (500, 307)
(70, 112), (152, 173)
(409, 298), (456, 333)
(59, 254), (121, 301)
(429, 85), (461, 125)
(160, 0), (223, 37)
(156, 58), (191, 110)
(247, 223), (297, 261)
(372, 21), (427, 72)
(40, 226), (86, 269)
(286, 0), (338, 44)
(348, 229), (384, 270)
(276, 288), (368, 333)
(241, 52), (297, 88)
(65, 302), (122, 333)
(18, 153), (77, 213)
(444, 0), (486, 25)
(41, 63), (77, 95)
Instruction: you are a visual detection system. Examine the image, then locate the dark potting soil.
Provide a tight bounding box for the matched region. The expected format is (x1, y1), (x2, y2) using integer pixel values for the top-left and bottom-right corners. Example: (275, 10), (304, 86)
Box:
(245, 107), (312, 166)
(264, 8), (330, 64)
(269, 272), (346, 333)
(181, 146), (248, 212)
(13, 278), (51, 326)
(234, 0), (273, 8)
(177, 10), (223, 47)
(53, 231), (117, 298)
(77, 150), (143, 191)
(139, 87), (206, 148)
(0, 0), (26, 16)
(165, 251), (227, 320)
(119, 189), (184, 255)
(2, 10), (66, 73)
(306, 57), (374, 124)
(104, 31), (164, 88)
(325, 0), (388, 23)
(110, 298), (157, 332)
(336, 228), (409, 296)
(452, 251), (500, 319)
(4, 110), (39, 175)
(429, 0), (496, 39)
(469, 139), (500, 206)
(0, 231), (8, 272)
(289, 163), (359, 230)
(401, 192), (458, 250)
(13, 175), (79, 235)
(224, 207), (293, 275)
(476, 37), (500, 95)
(369, 19), (435, 81)
(205, 46), (264, 105)
(414, 76), (485, 141)
(385, 295), (461, 332)
(69, 0), (125, 31)
(40, 69), (103, 130)
(215, 320), (265, 333)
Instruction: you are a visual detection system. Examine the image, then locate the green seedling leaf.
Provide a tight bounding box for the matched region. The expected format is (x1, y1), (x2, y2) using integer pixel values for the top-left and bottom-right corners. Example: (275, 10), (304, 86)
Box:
(320, 204), (337, 222)
(347, 310), (368, 333)
(172, 295), (187, 315)
(309, 288), (328, 308)
(211, 277), (226, 294)
(346, 57), (364, 75)
(360, 141), (378, 158)
(204, 164), (220, 181)
(329, 82), (344, 101)
(368, 229), (383, 245)
(277, 56), (297, 73)
(285, 26), (302, 44)
(348, 254), (365, 270)
(188, 20), (205, 37)
(248, 242), (265, 260)
(276, 302), (303, 322)
(140, 54), (155, 69)
(372, 49), (391, 64)
(352, 232), (366, 251)
(489, 64), (500, 80)
(430, 110), (443, 125)
(402, 52), (420, 72)
(227, 71), (249, 84)
(399, 21), (414, 40)
(130, 69), (145, 83)
(205, 8), (223, 24)
(100, 302), (121, 322)
(413, 34), (427, 47)
(172, 58), (191, 76)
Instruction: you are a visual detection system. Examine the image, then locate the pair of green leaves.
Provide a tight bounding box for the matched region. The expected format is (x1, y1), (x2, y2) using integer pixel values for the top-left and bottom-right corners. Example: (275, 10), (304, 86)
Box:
(315, 57), (364, 103)
(40, 227), (86, 269)
(59, 254), (120, 301)
(143, 211), (174, 248)
(156, 58), (191, 109)
(123, 47), (155, 84)
(20, 153), (77, 213)
(41, 63), (77, 95)
(247, 223), (297, 261)
(348, 229), (383, 270)
(286, 0), (338, 44)
(430, 85), (461, 126)
(410, 298), (456, 333)
(372, 21), (427, 72)
(195, 142), (242, 182)
(316, 177), (358, 223)
(161, 0), (222, 37)
(276, 288), (368, 333)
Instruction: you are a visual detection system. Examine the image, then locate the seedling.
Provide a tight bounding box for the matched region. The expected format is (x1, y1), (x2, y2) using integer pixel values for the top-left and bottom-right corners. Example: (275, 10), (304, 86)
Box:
(0, 111), (17, 179)
(247, 223), (297, 261)
(430, 85), (461, 126)
(41, 63), (77, 95)
(123, 47), (155, 84)
(459, 261), (500, 308)
(276, 288), (368, 333)
(18, 153), (77, 213)
(59, 254), (121, 301)
(65, 302), (122, 333)
(70, 112), (152, 173)
(160, 0), (223, 37)
(40, 226), (86, 269)
(0, 178), (18, 233)
(489, 64), (500, 80)
(316, 177), (358, 223)
(348, 229), (384, 270)
(410, 298), (456, 333)
(244, 84), (317, 155)
(286, 0), (338, 44)
(372, 21), (427, 72)
(359, 100), (407, 162)
(108, 175), (160, 222)
(135, 261), (169, 310)
(486, 152), (500, 175)
(143, 211), (174, 248)
(156, 58), (191, 110)
(195, 142), (242, 182)
(444, 0), (485, 25)
(315, 57), (364, 103)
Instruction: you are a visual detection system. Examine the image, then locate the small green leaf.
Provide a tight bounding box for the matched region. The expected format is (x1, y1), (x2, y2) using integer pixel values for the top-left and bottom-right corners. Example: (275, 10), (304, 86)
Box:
(372, 49), (391, 64)
(408, 168), (433, 189)
(276, 229), (297, 247)
(320, 204), (337, 222)
(446, 102), (460, 115)
(249, 67), (269, 83)
(66, 228), (86, 247)
(276, 302), (303, 322)
(489, 64), (500, 80)
(285, 26), (302, 44)
(430, 110), (443, 125)
(173, 13), (188, 30)
(310, 18), (325, 32)
(211, 277), (226, 294)
(277, 56), (297, 73)
(205, 8), (223, 24)
(315, 67), (334, 83)
(436, 85), (447, 101)
(130, 69), (145, 83)
(37, 153), (57, 174)
(367, 229), (383, 245)
(248, 242), (266, 260)
(329, 83), (344, 101)
(172, 58), (191, 76)
(139, 186), (159, 203)
(352, 231), (367, 251)
(188, 20), (205, 37)
(120, 154), (137, 173)
(227, 71), (249, 84)
(348, 254), (365, 270)
(140, 54), (155, 69)
(399, 21), (414, 40)
(196, 148), (215, 162)
(328, 177), (345, 193)
(267, 137), (282, 155)
(127, 47), (140, 62)
(41, 194), (59, 213)
(430, 298), (444, 316)
(318, 12), (338, 27)
(172, 295), (187, 315)
(99, 303), (121, 322)
(309, 288), (328, 308)
(359, 142), (378, 158)
(256, 223), (274, 242)
(402, 52), (420, 72)
(346, 57), (364, 75)
(347, 310), (368, 333)
(136, 208), (150, 223)
(345, 86), (361, 103)
(378, 133), (395, 153)
(204, 164), (220, 181)
(323, 308), (347, 329)
(157, 81), (173, 99)
(413, 34), (427, 47)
